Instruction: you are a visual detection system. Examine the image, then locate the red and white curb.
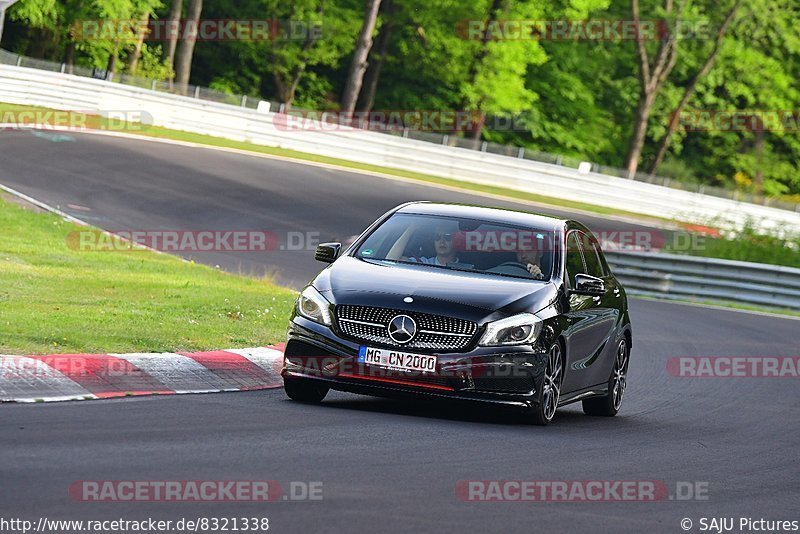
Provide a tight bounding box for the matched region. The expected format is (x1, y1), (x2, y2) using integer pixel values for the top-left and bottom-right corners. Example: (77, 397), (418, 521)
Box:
(0, 346), (285, 403)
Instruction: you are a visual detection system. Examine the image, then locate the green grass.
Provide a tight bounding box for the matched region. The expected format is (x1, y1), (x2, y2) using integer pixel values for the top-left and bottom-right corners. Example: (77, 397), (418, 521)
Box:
(631, 294), (800, 318)
(0, 197), (297, 355)
(0, 102), (672, 224)
(665, 224), (800, 269)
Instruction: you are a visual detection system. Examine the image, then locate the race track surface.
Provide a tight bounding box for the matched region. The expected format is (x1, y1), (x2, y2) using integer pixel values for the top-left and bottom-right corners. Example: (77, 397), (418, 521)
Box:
(0, 130), (797, 533)
(0, 129), (665, 287)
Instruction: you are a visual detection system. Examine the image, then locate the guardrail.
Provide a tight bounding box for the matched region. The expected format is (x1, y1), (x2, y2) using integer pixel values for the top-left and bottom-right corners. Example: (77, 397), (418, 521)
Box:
(1, 62), (799, 235)
(605, 250), (800, 310)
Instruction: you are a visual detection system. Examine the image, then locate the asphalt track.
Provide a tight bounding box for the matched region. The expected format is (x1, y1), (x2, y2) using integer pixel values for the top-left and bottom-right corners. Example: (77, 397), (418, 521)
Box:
(0, 129), (667, 287)
(1, 129), (798, 533)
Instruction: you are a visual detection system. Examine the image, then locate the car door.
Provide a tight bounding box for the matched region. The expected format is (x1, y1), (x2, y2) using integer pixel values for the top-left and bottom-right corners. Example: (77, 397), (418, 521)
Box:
(560, 231), (619, 393)
(577, 232), (622, 386)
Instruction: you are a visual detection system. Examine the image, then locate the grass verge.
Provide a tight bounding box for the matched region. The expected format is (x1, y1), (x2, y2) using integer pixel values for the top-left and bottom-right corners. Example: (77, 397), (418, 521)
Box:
(630, 294), (800, 319)
(0, 196), (297, 355)
(665, 223), (800, 269)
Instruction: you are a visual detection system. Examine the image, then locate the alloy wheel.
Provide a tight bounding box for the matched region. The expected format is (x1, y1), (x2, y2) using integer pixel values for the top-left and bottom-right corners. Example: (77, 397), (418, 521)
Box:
(542, 343), (563, 421)
(611, 339), (628, 411)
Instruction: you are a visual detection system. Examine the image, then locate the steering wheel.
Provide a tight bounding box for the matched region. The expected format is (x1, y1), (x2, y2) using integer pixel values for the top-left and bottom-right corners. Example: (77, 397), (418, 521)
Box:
(490, 261), (532, 276)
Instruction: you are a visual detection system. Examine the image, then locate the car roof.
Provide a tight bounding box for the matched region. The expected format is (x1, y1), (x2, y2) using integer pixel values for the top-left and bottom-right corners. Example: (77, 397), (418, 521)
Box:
(395, 202), (567, 231)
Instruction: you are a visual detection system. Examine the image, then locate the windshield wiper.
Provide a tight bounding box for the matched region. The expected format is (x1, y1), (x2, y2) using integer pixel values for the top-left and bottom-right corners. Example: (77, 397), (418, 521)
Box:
(362, 257), (547, 281)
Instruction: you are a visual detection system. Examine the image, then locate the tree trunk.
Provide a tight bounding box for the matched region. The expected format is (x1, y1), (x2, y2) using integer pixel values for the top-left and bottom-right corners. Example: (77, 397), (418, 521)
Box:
(455, 0), (505, 147)
(648, 0), (741, 174)
(106, 39), (120, 76)
(63, 41), (75, 74)
(273, 72), (301, 111)
(752, 127), (765, 194)
(624, 0), (685, 176)
(625, 92), (655, 176)
(340, 0), (382, 114)
(127, 13), (149, 75)
(0, 7), (8, 47)
(272, 5), (324, 111)
(163, 0), (182, 67)
(356, 0), (394, 113)
(174, 0), (202, 93)
(469, 113), (487, 147)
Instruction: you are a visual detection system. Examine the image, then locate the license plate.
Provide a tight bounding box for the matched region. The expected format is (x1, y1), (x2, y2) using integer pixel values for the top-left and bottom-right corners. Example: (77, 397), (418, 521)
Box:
(357, 346), (437, 373)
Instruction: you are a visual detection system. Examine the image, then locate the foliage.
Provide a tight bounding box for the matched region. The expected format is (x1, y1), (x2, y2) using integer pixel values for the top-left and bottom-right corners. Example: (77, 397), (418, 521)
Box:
(666, 221), (800, 268)
(4, 0), (800, 196)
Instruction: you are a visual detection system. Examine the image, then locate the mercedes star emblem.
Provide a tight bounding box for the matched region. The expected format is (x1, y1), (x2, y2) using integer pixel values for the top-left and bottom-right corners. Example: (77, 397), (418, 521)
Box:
(387, 314), (417, 344)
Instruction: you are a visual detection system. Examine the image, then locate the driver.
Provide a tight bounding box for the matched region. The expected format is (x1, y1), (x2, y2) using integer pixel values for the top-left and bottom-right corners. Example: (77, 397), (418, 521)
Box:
(515, 248), (545, 279)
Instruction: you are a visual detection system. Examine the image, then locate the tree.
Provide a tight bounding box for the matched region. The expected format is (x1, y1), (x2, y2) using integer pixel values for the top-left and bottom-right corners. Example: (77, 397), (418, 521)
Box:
(648, 0), (741, 174)
(9, 0), (86, 65)
(625, 0), (687, 176)
(356, 0), (394, 113)
(270, 3), (325, 108)
(703, 0), (800, 196)
(340, 0), (381, 114)
(174, 0), (201, 90)
(456, 0), (608, 147)
(162, 0), (181, 69)
(126, 11), (149, 74)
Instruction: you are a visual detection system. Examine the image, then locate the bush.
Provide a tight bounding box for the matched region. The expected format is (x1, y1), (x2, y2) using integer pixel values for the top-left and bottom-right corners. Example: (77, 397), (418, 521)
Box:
(666, 221), (800, 268)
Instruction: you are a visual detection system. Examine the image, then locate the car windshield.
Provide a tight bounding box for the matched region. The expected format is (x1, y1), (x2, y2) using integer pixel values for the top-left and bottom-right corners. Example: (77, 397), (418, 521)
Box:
(354, 213), (555, 281)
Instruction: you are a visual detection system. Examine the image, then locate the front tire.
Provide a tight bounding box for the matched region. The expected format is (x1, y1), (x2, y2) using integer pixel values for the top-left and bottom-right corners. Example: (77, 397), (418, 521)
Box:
(583, 337), (629, 417)
(529, 342), (563, 426)
(284, 377), (329, 403)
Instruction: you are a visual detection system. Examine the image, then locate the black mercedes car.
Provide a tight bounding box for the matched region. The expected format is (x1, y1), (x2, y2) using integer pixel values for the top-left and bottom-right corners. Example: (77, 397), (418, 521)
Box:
(282, 202), (632, 425)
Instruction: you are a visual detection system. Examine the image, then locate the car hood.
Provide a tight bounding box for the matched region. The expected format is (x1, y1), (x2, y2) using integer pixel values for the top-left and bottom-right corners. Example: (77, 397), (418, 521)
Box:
(313, 256), (557, 323)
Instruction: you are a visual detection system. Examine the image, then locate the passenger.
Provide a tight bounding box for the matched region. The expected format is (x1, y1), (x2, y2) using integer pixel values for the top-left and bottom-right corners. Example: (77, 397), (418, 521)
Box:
(406, 224), (462, 266)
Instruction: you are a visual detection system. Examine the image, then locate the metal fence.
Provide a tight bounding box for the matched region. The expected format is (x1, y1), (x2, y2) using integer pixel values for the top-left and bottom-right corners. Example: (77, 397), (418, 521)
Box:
(1, 47), (797, 213)
(605, 250), (800, 310)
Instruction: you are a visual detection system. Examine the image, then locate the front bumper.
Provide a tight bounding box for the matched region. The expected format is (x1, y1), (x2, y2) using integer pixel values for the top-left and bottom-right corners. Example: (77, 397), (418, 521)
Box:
(282, 316), (550, 409)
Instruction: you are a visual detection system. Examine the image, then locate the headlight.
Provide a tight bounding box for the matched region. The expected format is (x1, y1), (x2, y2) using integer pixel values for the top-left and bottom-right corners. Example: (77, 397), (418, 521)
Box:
(479, 313), (543, 346)
(296, 286), (332, 326)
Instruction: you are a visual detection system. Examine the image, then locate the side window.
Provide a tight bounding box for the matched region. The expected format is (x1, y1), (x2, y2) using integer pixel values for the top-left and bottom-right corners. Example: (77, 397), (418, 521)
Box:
(565, 233), (585, 287)
(592, 241), (609, 277)
(579, 233), (605, 278)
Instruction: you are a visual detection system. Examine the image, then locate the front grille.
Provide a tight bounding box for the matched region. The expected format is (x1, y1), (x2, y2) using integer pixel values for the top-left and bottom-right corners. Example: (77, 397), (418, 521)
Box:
(335, 305), (478, 352)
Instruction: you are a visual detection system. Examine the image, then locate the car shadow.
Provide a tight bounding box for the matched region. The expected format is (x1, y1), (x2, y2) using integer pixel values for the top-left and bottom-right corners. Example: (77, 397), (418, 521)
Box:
(286, 391), (624, 428)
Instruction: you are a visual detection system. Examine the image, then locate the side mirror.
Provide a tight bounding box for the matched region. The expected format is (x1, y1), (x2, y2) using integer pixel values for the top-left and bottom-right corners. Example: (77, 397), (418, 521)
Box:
(315, 242), (341, 263)
(571, 273), (605, 296)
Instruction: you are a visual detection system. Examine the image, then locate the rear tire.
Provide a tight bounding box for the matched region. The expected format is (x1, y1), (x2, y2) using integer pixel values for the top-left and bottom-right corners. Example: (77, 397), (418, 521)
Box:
(529, 342), (563, 426)
(284, 377), (329, 403)
(583, 337), (629, 417)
